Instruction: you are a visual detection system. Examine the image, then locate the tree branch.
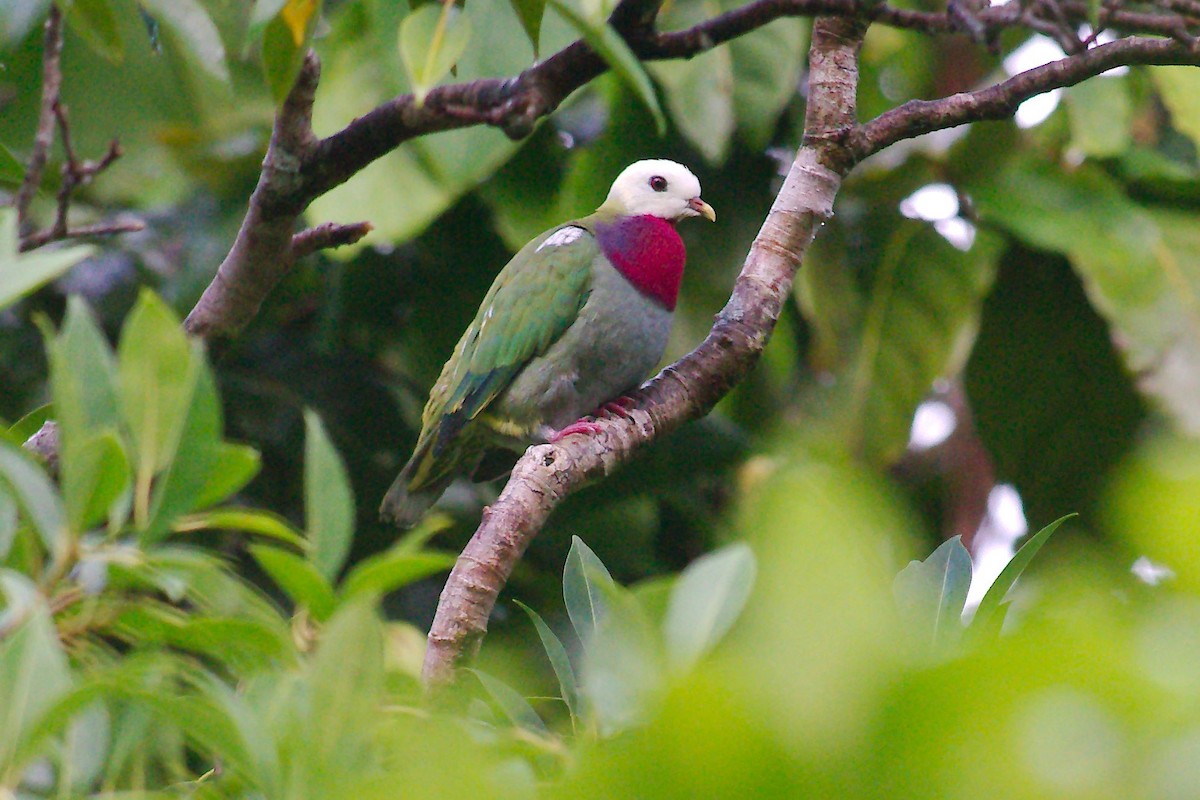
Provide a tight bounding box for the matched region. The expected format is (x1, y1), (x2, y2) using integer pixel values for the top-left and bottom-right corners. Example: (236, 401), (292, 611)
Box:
(180, 0), (1200, 340)
(15, 5), (64, 237)
(848, 35), (1200, 163)
(421, 14), (868, 690)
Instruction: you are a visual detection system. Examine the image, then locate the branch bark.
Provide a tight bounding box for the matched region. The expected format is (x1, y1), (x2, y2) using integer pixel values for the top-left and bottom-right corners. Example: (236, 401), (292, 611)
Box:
(421, 14), (868, 689)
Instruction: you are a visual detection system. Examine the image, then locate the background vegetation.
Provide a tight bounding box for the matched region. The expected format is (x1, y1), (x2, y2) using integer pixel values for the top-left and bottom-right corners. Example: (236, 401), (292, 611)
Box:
(3, 0), (1200, 796)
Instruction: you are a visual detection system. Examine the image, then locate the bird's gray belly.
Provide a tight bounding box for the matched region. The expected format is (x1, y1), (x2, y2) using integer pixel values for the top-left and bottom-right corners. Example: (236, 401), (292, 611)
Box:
(496, 257), (672, 438)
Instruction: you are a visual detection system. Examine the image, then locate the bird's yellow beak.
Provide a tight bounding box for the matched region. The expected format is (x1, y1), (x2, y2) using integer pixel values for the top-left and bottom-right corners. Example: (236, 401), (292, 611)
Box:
(688, 197), (716, 222)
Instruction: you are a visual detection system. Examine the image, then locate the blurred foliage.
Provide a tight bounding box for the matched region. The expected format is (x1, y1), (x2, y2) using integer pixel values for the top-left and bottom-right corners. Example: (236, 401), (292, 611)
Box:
(3, 0), (1200, 795)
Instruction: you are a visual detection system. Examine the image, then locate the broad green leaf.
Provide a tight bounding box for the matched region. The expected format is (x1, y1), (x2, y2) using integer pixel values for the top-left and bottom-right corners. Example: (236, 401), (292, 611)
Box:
(63, 430), (129, 532)
(191, 443), (262, 509)
(399, 3), (472, 104)
(1065, 76), (1131, 158)
(469, 668), (549, 734)
(303, 410), (355, 582)
(2, 0), (50, 46)
(1153, 66), (1200, 147)
(548, 0), (665, 134)
(0, 143), (25, 186)
(514, 600), (583, 720)
(44, 297), (120, 460)
(64, 0), (124, 62)
(0, 440), (66, 552)
(260, 0), (322, 104)
(392, 513), (453, 554)
(308, 601), (385, 755)
(0, 572), (73, 775)
(663, 543), (756, 671)
(138, 0), (229, 81)
(831, 223), (1001, 464)
(974, 160), (1200, 433)
(0, 493), (16, 560)
(894, 536), (972, 650)
(970, 514), (1073, 639)
(142, 345), (222, 543)
(648, 0), (734, 165)
(249, 544), (336, 619)
(725, 11), (806, 149)
(339, 550), (454, 600)
(116, 290), (196, 479)
(580, 578), (664, 734)
(508, 0), (546, 55)
(0, 208), (94, 311)
(249, 0), (289, 35)
(175, 508), (308, 550)
(563, 536), (615, 647)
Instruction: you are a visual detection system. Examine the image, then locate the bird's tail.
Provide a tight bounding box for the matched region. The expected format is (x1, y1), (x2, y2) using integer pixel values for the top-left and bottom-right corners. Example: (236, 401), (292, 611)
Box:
(379, 439), (456, 529)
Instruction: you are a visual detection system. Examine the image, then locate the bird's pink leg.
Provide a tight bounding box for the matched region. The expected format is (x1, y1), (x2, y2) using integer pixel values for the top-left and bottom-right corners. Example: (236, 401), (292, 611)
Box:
(548, 418), (605, 442)
(549, 395), (641, 442)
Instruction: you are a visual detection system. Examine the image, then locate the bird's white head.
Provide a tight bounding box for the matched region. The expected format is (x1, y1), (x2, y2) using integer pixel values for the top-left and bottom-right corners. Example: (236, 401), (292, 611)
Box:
(603, 159), (716, 223)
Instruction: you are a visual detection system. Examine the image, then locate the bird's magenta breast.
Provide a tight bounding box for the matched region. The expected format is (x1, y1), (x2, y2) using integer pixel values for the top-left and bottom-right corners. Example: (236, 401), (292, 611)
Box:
(593, 215), (686, 311)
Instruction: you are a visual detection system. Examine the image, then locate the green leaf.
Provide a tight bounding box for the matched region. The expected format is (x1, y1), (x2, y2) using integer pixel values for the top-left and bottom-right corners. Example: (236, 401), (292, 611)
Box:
(663, 543), (756, 671)
(308, 601), (385, 754)
(580, 578), (664, 734)
(833, 223), (1001, 464)
(249, 0), (290, 36)
(1153, 66), (1200, 147)
(508, 0), (546, 56)
(64, 0), (124, 62)
(304, 410), (355, 582)
(563, 536), (615, 647)
(249, 544), (336, 620)
(469, 668), (549, 734)
(142, 344), (222, 543)
(0, 208), (94, 311)
(725, 10), (806, 149)
(191, 443), (261, 509)
(894, 535), (972, 650)
(0, 143), (25, 186)
(260, 1), (322, 104)
(0, 573), (73, 775)
(969, 514), (1074, 639)
(399, 3), (473, 104)
(1065, 76), (1131, 158)
(1, 0), (50, 46)
(392, 513), (453, 554)
(116, 290), (196, 479)
(44, 297), (120, 459)
(138, 0), (229, 81)
(648, 0), (734, 165)
(547, 0), (665, 134)
(514, 600), (583, 720)
(0, 440), (66, 553)
(63, 429), (129, 532)
(6, 403), (53, 445)
(339, 550), (454, 600)
(175, 507), (308, 550)
(973, 159), (1200, 433)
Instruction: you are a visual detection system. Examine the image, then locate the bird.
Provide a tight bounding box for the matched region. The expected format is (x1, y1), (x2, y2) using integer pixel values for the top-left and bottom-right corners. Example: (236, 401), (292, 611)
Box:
(380, 159), (715, 527)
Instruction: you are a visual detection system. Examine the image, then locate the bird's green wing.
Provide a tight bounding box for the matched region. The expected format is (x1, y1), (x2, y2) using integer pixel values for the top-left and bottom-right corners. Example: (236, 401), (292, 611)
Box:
(420, 225), (598, 458)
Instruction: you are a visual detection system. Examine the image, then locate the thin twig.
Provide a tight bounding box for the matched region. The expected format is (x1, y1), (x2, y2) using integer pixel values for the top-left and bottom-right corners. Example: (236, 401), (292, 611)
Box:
(15, 5), (64, 236)
(290, 221), (374, 259)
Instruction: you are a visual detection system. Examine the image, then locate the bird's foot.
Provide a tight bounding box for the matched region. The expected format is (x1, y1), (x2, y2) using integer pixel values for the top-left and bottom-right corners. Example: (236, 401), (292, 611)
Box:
(598, 395), (639, 420)
(549, 418), (605, 442)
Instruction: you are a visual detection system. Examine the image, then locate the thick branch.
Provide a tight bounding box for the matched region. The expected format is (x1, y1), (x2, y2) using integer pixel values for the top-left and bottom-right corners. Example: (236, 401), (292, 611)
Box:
(849, 35), (1200, 161)
(182, 53), (322, 338)
(420, 15), (868, 690)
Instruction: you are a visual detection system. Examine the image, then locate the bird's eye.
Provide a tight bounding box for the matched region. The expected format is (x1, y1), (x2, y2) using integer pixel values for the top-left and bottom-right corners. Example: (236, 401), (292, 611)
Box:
(649, 175), (668, 192)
